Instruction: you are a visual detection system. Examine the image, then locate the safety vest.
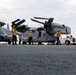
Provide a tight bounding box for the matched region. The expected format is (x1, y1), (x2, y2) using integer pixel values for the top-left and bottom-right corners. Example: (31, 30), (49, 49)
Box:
(28, 32), (33, 38)
(12, 28), (17, 35)
(55, 32), (61, 37)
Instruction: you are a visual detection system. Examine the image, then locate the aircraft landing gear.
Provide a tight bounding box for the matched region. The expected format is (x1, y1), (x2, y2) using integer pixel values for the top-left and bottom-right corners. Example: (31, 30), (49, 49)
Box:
(38, 42), (42, 45)
(22, 41), (26, 44)
(8, 40), (11, 44)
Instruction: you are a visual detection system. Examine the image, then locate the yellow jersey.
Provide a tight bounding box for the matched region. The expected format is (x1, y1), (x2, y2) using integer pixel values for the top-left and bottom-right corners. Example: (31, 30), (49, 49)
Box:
(55, 31), (61, 37)
(12, 28), (17, 35)
(28, 32), (33, 38)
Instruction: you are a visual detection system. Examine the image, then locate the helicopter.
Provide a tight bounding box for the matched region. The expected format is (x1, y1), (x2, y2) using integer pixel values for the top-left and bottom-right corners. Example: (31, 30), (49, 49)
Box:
(12, 17), (70, 45)
(0, 21), (12, 44)
(0, 19), (27, 44)
(0, 21), (6, 27)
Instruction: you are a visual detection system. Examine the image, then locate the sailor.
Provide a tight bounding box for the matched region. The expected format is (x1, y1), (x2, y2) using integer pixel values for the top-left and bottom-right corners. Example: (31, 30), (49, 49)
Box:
(55, 30), (61, 45)
(28, 31), (33, 45)
(12, 25), (17, 45)
(70, 35), (73, 39)
(18, 34), (22, 44)
(70, 35), (75, 42)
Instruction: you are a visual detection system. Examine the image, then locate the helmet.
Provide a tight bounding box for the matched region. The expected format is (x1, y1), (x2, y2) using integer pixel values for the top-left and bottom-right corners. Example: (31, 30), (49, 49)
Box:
(30, 30), (32, 32)
(58, 29), (60, 32)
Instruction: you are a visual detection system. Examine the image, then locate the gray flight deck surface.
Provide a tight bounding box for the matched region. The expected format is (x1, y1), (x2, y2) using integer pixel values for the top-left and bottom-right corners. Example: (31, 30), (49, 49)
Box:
(0, 45), (76, 75)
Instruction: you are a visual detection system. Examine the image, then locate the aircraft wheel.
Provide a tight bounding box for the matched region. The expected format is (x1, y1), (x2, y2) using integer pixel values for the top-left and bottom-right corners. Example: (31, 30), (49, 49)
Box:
(65, 40), (70, 45)
(22, 41), (26, 44)
(52, 39), (56, 44)
(38, 42), (42, 45)
(8, 40), (11, 44)
(1, 36), (4, 40)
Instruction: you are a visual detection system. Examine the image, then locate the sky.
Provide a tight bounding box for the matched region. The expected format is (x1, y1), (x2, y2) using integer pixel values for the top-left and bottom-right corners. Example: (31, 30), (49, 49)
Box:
(0, 0), (76, 37)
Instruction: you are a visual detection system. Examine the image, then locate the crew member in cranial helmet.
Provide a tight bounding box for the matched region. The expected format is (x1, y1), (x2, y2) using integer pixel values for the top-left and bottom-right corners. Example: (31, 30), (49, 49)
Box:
(18, 34), (22, 44)
(28, 31), (33, 45)
(12, 25), (17, 45)
(55, 30), (61, 45)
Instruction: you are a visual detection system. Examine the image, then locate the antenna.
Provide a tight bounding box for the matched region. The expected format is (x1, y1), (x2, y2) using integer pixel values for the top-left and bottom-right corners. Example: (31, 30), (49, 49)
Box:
(7, 23), (10, 30)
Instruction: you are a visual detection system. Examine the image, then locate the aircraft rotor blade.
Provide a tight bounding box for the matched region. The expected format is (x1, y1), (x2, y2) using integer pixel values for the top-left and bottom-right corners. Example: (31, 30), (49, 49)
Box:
(34, 17), (54, 22)
(16, 25), (26, 30)
(15, 19), (25, 27)
(16, 25), (30, 32)
(12, 19), (20, 25)
(0, 21), (6, 27)
(34, 17), (49, 20)
(11, 19), (26, 27)
(31, 18), (44, 24)
(48, 18), (54, 23)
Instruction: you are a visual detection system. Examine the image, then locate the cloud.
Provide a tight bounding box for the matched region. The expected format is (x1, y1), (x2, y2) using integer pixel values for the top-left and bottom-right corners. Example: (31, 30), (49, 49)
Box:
(67, 0), (76, 5)
(0, 0), (76, 36)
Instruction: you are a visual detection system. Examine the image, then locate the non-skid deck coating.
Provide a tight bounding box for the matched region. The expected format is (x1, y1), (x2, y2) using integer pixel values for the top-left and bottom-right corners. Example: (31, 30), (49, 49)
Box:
(0, 45), (76, 75)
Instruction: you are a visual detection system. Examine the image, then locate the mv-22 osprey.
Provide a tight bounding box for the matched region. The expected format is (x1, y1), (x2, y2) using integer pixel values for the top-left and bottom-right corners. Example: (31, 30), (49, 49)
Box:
(0, 21), (12, 44)
(12, 17), (71, 44)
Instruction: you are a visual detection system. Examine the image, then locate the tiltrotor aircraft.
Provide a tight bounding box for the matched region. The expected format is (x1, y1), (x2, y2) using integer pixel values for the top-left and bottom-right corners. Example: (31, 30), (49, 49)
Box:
(12, 17), (71, 44)
(0, 21), (12, 44)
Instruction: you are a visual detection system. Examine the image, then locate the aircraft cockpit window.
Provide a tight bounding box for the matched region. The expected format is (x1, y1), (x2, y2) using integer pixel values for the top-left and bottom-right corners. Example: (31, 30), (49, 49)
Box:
(0, 28), (11, 35)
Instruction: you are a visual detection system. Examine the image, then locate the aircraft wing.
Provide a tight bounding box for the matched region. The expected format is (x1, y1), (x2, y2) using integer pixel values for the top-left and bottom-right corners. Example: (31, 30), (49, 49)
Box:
(0, 21), (6, 27)
(37, 27), (44, 31)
